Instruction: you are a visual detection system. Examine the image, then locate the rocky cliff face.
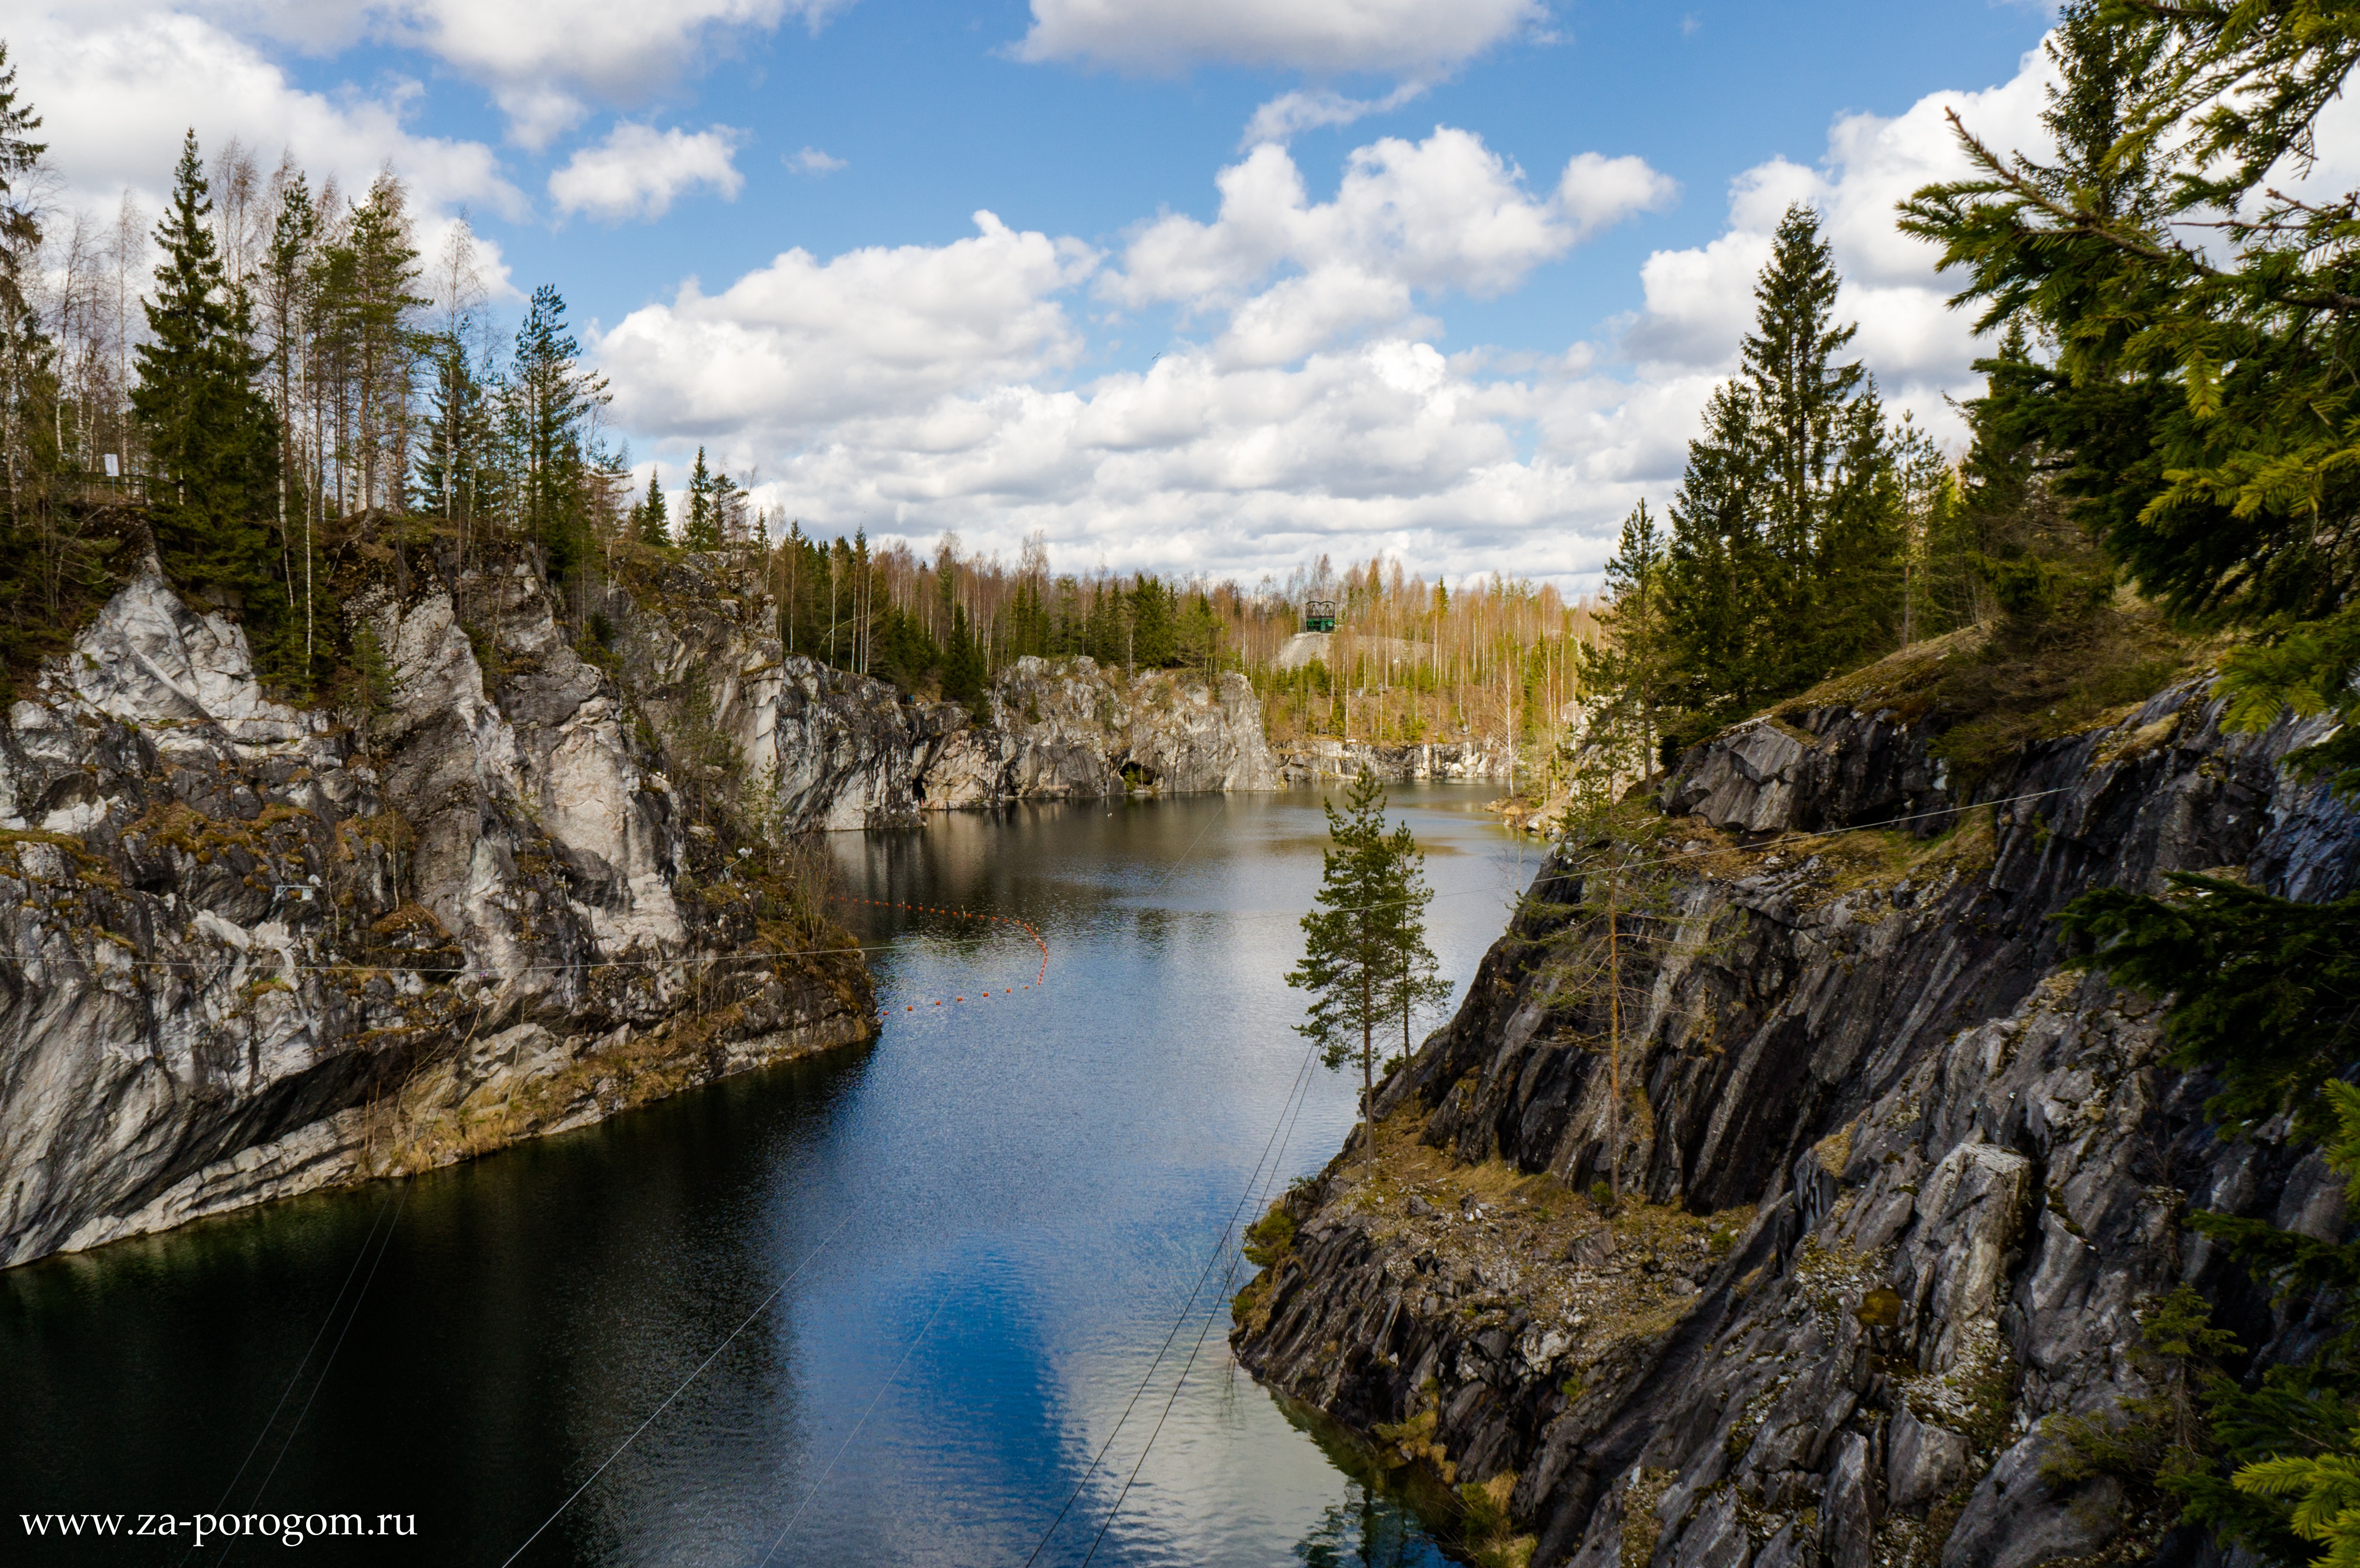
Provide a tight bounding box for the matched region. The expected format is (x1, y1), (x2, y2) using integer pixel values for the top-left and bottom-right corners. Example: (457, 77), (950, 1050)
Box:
(1231, 670), (2357, 1567)
(1275, 736), (1510, 785)
(610, 561), (1283, 828)
(0, 554), (874, 1270)
(927, 654), (1282, 806)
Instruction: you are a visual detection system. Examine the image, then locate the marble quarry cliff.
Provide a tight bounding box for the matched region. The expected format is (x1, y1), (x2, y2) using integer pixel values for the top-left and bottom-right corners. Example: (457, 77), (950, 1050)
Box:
(1232, 658), (2358, 1567)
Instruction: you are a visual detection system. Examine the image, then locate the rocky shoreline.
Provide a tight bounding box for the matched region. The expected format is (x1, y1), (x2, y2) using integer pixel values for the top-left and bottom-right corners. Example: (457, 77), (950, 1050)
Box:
(1230, 666), (2357, 1566)
(0, 552), (876, 1270)
(0, 546), (1517, 1270)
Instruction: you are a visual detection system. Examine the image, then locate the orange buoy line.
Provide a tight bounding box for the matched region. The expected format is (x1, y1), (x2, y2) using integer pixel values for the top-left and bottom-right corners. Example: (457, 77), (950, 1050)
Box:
(829, 894), (1049, 1013)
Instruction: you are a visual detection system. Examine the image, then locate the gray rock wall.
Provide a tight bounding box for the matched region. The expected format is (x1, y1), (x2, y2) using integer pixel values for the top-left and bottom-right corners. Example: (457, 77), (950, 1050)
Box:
(1232, 678), (2358, 1566)
(1275, 736), (1510, 784)
(610, 561), (1285, 827)
(0, 557), (873, 1270)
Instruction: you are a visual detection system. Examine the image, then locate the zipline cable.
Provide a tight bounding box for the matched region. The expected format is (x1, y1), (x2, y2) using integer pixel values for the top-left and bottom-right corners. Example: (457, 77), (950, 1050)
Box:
(497, 1211), (854, 1568)
(1077, 1022), (1324, 1567)
(176, 1183), (399, 1568)
(753, 1281), (958, 1566)
(1019, 1035), (1323, 1568)
(217, 1178), (415, 1564)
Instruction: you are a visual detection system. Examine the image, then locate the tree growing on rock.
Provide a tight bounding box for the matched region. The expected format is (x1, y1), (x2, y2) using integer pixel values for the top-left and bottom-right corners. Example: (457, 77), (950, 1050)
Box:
(1290, 773), (1449, 1158)
(1910, 4), (2360, 1557)
(633, 466), (669, 545)
(1660, 204), (1904, 750)
(133, 130), (294, 680)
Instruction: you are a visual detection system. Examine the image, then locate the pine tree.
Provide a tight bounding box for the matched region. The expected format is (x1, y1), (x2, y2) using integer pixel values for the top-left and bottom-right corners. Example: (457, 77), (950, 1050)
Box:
(635, 467), (669, 545)
(340, 175), (423, 512)
(682, 445), (719, 549)
(260, 172), (315, 551)
(1379, 814), (1452, 1068)
(1289, 772), (1406, 1157)
(132, 131), (293, 678)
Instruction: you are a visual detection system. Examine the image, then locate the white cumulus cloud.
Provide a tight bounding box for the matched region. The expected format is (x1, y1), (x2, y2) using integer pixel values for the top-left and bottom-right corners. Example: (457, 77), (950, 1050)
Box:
(598, 211), (1100, 437)
(549, 121), (747, 222)
(1239, 83), (1428, 148)
(597, 48), (2112, 589)
(8, 2), (524, 230)
(139, 0), (849, 146)
(1622, 47), (2058, 431)
(1016, 0), (1543, 74)
(1114, 131), (1670, 309)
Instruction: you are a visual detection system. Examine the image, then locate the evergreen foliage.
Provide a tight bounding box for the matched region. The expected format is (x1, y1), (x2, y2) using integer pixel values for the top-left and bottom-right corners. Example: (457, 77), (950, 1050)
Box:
(1290, 774), (1447, 1154)
(1901, 0), (2360, 794)
(683, 446), (719, 549)
(0, 46), (106, 685)
(1579, 500), (1670, 768)
(1660, 205), (1904, 749)
(507, 284), (607, 575)
(132, 132), (296, 679)
(633, 467), (669, 545)
(1908, 16), (2360, 1548)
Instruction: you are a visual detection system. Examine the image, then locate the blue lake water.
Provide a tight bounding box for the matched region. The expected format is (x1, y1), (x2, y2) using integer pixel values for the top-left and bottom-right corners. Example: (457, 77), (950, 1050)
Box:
(0, 785), (1534, 1565)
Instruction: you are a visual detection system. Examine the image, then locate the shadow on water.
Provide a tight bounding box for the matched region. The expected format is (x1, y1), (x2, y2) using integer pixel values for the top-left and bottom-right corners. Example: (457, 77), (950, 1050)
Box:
(1, 784), (1528, 1566)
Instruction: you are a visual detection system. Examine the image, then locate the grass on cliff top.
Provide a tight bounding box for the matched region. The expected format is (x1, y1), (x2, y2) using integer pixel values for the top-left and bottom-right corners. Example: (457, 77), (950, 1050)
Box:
(1772, 596), (2215, 782)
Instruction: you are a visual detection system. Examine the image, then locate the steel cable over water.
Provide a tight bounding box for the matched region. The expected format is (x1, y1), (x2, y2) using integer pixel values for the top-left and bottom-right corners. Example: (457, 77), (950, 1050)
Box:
(496, 1213), (855, 1568)
(213, 1179), (416, 1565)
(753, 1281), (959, 1565)
(1018, 1034), (1325, 1567)
(1076, 1016), (1325, 1567)
(175, 1184), (400, 1568)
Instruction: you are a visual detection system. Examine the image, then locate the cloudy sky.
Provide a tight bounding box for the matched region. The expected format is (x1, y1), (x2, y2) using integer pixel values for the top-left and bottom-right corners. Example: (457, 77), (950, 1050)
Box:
(12, 0), (2070, 588)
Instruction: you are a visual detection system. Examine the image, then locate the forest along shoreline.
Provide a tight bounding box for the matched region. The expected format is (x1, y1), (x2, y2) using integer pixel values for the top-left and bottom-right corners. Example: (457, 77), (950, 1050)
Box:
(0, 532), (1515, 1272)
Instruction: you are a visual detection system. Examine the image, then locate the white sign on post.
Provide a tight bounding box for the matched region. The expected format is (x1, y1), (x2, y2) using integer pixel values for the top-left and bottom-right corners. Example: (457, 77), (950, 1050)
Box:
(103, 453), (119, 478)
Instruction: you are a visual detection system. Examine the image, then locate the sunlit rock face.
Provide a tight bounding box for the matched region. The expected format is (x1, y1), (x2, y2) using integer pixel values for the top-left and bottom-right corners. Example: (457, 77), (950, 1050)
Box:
(613, 562), (1285, 826)
(1233, 678), (2359, 1567)
(0, 556), (872, 1270)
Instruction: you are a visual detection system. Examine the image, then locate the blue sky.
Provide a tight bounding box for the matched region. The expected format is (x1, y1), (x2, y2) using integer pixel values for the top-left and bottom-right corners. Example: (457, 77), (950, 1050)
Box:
(19, 0), (2067, 588)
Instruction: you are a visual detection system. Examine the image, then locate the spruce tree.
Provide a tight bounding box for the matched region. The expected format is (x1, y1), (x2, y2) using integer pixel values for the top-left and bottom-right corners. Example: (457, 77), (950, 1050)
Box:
(1581, 500), (1670, 767)
(416, 331), (492, 521)
(508, 284), (605, 574)
(0, 43), (43, 329)
(132, 131), (293, 678)
(1661, 205), (1903, 745)
(1903, 10), (2360, 1556)
(635, 467), (669, 545)
(682, 446), (719, 549)
(1661, 385), (1763, 735)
